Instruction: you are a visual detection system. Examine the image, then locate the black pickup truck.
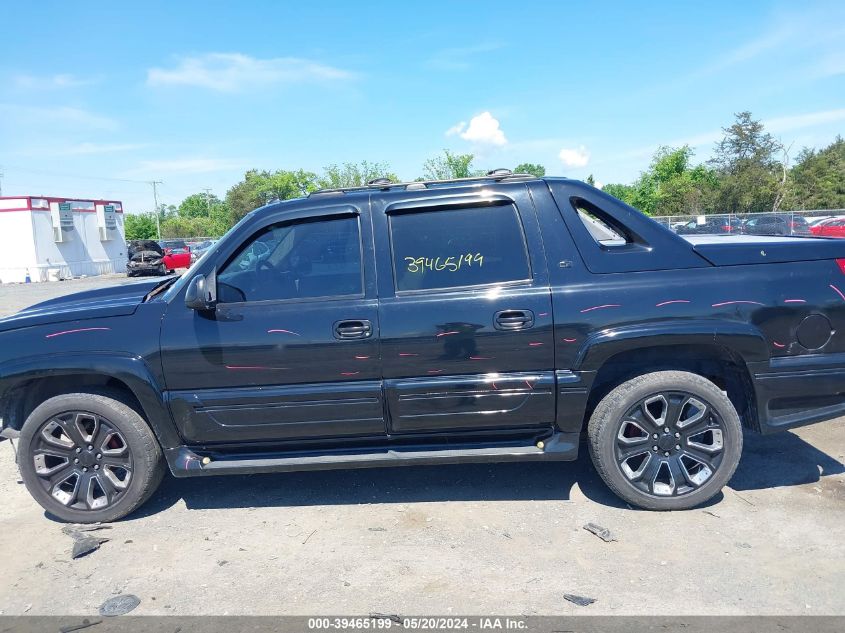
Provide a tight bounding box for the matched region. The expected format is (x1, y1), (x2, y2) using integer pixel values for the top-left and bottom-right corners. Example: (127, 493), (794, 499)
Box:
(2, 172), (844, 522)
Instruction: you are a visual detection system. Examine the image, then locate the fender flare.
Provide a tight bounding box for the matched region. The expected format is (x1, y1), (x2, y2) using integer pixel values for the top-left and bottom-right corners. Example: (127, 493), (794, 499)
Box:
(574, 319), (770, 373)
(0, 351), (181, 449)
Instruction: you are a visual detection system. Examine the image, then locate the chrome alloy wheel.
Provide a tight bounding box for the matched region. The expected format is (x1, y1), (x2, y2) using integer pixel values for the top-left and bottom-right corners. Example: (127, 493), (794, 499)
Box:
(31, 411), (133, 511)
(615, 392), (726, 497)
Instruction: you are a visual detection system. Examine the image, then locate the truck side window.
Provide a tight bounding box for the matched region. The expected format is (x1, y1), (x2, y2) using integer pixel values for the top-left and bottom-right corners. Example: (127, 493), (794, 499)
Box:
(572, 198), (630, 247)
(217, 216), (363, 303)
(388, 204), (530, 291)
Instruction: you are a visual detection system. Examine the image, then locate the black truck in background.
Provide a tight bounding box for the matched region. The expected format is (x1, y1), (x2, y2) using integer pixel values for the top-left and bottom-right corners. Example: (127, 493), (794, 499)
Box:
(1, 171), (844, 522)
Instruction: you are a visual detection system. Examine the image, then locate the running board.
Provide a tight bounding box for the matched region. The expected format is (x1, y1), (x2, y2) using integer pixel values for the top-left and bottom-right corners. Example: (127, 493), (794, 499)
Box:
(166, 432), (579, 477)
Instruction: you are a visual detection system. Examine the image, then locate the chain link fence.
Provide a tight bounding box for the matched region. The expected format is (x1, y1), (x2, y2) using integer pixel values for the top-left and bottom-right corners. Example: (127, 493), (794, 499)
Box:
(652, 209), (845, 232)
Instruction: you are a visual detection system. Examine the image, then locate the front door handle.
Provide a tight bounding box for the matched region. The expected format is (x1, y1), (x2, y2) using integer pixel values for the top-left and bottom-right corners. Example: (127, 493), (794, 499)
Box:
(494, 309), (534, 330)
(334, 319), (373, 340)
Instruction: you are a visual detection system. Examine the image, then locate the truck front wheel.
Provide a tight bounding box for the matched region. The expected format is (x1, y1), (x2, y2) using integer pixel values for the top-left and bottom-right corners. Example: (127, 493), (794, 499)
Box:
(18, 391), (166, 523)
(587, 371), (743, 510)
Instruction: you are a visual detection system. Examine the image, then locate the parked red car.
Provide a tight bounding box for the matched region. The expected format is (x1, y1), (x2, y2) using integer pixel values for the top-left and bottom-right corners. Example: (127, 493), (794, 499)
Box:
(159, 240), (192, 270)
(810, 217), (845, 238)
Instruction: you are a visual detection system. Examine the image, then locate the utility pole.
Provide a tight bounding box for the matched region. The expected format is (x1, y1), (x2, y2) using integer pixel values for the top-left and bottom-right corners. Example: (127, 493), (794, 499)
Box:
(0, 166), (4, 197)
(149, 180), (163, 239)
(202, 188), (212, 213)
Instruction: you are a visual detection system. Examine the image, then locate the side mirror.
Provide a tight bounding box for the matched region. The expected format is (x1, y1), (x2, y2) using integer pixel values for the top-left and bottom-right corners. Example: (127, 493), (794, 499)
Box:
(184, 271), (217, 311)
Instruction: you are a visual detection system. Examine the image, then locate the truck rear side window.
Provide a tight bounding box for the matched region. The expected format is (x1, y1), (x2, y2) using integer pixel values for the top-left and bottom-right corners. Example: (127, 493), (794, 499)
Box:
(389, 204), (531, 291)
(572, 197), (630, 246)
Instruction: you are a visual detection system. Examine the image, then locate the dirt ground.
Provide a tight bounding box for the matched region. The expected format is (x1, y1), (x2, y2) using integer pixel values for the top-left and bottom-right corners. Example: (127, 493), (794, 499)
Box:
(0, 276), (843, 616)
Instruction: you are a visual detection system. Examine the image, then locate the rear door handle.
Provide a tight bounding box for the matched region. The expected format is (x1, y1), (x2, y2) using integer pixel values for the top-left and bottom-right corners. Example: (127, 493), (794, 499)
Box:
(334, 319), (373, 340)
(494, 309), (534, 330)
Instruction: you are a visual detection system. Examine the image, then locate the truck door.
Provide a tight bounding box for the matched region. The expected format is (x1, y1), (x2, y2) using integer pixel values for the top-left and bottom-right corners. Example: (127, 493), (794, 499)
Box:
(371, 184), (556, 434)
(159, 204), (385, 444)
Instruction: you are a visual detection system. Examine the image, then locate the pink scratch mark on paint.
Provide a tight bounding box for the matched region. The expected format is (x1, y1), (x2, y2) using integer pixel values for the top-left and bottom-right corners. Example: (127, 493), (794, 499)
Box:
(711, 300), (765, 307)
(491, 382), (498, 390)
(655, 299), (691, 307)
(580, 304), (621, 313)
(784, 299), (806, 304)
(45, 327), (111, 339)
(398, 352), (418, 357)
(831, 284), (845, 301)
(528, 342), (544, 347)
(524, 380), (534, 390)
(562, 338), (577, 343)
(340, 371), (360, 376)
(538, 312), (549, 317)
(436, 331), (460, 337)
(427, 369), (444, 374)
(469, 356), (492, 360)
(354, 355), (370, 360)
(225, 365), (288, 371)
(267, 329), (301, 336)
(772, 341), (786, 349)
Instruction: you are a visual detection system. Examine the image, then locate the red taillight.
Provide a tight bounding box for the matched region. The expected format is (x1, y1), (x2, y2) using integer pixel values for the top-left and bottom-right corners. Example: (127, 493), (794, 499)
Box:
(835, 259), (845, 275)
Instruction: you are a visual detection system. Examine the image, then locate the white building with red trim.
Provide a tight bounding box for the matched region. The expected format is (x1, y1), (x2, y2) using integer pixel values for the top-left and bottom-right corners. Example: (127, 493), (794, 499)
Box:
(0, 196), (126, 283)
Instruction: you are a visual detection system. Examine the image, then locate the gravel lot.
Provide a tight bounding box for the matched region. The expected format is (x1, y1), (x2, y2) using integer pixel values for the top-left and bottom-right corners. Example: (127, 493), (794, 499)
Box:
(0, 276), (843, 616)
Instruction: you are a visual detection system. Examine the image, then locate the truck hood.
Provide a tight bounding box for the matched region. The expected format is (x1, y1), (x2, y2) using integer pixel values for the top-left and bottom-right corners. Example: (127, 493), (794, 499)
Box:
(0, 278), (165, 334)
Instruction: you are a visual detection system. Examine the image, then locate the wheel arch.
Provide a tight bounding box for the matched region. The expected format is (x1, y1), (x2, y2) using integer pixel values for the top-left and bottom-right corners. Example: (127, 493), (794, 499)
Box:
(575, 322), (765, 432)
(0, 353), (181, 448)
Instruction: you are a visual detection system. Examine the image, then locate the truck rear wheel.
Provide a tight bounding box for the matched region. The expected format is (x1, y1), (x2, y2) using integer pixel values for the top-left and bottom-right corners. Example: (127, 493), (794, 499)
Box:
(18, 391), (166, 523)
(587, 371), (743, 510)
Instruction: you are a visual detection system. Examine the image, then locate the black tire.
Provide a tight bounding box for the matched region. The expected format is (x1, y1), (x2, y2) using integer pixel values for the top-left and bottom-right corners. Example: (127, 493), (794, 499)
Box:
(158, 264), (167, 276)
(587, 371), (743, 511)
(18, 391), (166, 523)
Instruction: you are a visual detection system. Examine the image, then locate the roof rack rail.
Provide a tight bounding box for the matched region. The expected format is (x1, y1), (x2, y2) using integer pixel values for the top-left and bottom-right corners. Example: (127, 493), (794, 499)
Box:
(308, 169), (536, 197)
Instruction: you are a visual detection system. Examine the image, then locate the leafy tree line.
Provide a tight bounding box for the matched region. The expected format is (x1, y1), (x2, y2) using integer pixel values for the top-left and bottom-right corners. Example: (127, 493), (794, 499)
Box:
(125, 112), (844, 240)
(601, 112), (845, 217)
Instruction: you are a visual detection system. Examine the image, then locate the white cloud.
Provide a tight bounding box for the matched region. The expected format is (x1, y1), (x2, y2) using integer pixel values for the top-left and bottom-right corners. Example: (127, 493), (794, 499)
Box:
(559, 146), (590, 168)
(55, 142), (149, 156)
(125, 157), (245, 176)
(445, 121), (466, 137)
(147, 53), (354, 92)
(457, 112), (507, 146)
(764, 108), (845, 133)
(0, 103), (117, 130)
(13, 73), (97, 89)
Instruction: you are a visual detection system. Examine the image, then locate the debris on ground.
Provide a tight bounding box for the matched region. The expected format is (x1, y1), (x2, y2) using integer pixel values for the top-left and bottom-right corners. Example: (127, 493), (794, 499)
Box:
(563, 593), (596, 607)
(71, 537), (110, 560)
(369, 613), (402, 624)
(98, 594), (141, 617)
(368, 527), (387, 532)
(703, 510), (721, 518)
(62, 525), (112, 536)
(302, 529), (317, 544)
(735, 542), (752, 549)
(59, 619), (102, 632)
(583, 522), (616, 542)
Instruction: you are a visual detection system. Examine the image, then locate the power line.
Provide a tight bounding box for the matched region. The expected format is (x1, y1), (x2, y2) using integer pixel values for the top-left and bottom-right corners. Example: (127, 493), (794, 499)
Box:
(150, 181), (163, 239)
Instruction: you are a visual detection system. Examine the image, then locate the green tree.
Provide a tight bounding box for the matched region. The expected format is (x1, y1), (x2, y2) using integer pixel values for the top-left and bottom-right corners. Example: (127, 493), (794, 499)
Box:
(421, 150), (478, 180)
(514, 163), (546, 177)
(787, 136), (845, 210)
(585, 174), (595, 186)
(318, 161), (398, 189)
(226, 169), (318, 223)
(708, 111), (784, 214)
(124, 213), (158, 240)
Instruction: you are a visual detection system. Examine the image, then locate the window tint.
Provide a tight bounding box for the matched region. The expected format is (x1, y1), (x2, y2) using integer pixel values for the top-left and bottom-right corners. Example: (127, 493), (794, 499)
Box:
(389, 205), (530, 291)
(217, 215), (362, 303)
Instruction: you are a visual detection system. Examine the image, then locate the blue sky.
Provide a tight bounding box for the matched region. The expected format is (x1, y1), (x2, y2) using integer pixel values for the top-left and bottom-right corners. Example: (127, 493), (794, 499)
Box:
(1, 0), (843, 212)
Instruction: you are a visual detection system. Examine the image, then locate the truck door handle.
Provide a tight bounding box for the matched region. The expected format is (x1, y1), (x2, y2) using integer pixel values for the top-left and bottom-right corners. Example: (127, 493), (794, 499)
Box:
(494, 310), (534, 330)
(334, 319), (372, 340)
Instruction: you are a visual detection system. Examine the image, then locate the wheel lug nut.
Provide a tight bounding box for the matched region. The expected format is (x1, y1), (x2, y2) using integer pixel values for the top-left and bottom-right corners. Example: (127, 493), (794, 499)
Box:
(96, 454), (102, 459)
(663, 451), (670, 456)
(74, 459), (79, 464)
(652, 445), (659, 451)
(82, 467), (88, 472)
(652, 434), (658, 439)
(663, 427), (670, 433)
(674, 432), (680, 438)
(94, 465), (99, 470)
(87, 445), (93, 451)
(75, 448), (82, 453)
(675, 444), (681, 450)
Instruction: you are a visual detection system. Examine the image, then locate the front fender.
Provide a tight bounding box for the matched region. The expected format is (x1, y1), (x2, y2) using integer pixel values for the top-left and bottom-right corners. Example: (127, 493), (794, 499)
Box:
(0, 351), (181, 449)
(574, 318), (770, 372)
